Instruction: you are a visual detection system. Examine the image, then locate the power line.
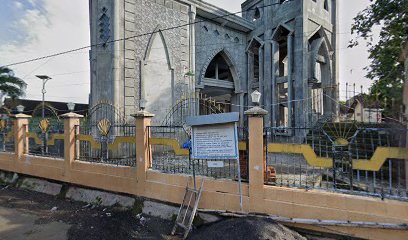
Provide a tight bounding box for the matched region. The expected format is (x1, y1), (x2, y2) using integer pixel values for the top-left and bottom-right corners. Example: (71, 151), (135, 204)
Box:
(3, 0), (334, 68)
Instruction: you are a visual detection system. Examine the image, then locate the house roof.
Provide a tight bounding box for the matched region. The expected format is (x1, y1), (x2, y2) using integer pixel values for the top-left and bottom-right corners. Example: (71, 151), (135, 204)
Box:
(3, 98), (88, 117)
(345, 94), (383, 114)
(182, 0), (254, 33)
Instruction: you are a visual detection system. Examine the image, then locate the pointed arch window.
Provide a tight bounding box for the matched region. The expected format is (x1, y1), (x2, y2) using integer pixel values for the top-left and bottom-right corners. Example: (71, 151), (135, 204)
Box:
(253, 8), (260, 21)
(204, 53), (233, 82)
(324, 0), (328, 11)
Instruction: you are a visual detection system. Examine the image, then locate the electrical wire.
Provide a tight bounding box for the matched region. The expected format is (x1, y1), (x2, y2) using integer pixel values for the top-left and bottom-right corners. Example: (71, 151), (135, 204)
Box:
(2, 0), (344, 68)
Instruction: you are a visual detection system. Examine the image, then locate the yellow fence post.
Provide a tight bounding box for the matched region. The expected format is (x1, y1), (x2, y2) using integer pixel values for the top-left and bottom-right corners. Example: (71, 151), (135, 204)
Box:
(13, 114), (31, 171)
(61, 112), (83, 181)
(245, 106), (268, 213)
(133, 110), (155, 196)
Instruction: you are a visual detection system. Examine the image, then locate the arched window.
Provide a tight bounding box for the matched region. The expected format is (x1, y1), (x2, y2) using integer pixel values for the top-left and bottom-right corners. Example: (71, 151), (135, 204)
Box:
(253, 8), (260, 21)
(324, 0), (328, 11)
(204, 53), (233, 81)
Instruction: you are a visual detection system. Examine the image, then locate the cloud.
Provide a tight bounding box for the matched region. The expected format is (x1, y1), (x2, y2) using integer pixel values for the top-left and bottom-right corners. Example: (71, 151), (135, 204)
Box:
(28, 0), (37, 7)
(0, 0), (375, 105)
(14, 1), (23, 9)
(0, 0), (90, 104)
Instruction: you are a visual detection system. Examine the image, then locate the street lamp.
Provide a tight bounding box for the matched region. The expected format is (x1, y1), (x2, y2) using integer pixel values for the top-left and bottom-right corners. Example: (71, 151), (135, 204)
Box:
(16, 105), (25, 113)
(67, 102), (75, 112)
(36, 75), (51, 155)
(35, 75), (52, 119)
(251, 90), (261, 106)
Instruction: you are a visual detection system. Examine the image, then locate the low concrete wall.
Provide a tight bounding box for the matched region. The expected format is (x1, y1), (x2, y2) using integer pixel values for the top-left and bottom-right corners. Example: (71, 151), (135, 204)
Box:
(0, 112), (406, 240)
(0, 153), (407, 239)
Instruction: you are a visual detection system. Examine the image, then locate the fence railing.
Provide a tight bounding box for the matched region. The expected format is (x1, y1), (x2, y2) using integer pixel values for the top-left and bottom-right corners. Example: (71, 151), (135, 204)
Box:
(148, 126), (249, 180)
(0, 119), (14, 153)
(27, 118), (65, 159)
(264, 125), (408, 200)
(76, 122), (136, 167)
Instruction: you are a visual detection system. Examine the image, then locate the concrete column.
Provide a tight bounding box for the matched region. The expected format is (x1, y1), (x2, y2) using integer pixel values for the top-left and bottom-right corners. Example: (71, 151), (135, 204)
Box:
(61, 112), (83, 180)
(189, 6), (197, 115)
(247, 52), (254, 101)
(113, 1), (124, 117)
(14, 114), (31, 160)
(139, 60), (146, 110)
(288, 33), (294, 128)
(271, 41), (279, 127)
(245, 106), (267, 213)
(258, 47), (264, 106)
(133, 110), (154, 196)
(264, 40), (272, 127)
(239, 93), (245, 127)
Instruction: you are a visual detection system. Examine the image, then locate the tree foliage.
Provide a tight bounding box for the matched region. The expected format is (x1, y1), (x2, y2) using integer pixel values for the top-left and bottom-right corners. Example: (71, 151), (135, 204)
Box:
(0, 67), (27, 98)
(349, 0), (408, 118)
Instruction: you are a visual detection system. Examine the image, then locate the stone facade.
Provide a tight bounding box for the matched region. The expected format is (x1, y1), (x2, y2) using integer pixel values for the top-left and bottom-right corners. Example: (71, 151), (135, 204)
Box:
(89, 0), (339, 128)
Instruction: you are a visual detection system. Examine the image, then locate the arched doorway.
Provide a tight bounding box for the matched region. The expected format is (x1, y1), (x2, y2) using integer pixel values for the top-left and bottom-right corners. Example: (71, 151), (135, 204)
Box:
(309, 29), (335, 120)
(199, 51), (240, 115)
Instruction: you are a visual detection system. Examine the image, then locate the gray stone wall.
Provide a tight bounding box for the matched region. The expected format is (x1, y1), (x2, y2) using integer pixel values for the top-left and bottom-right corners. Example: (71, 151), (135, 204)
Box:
(124, 0), (190, 120)
(195, 18), (248, 93)
(89, 0), (339, 129)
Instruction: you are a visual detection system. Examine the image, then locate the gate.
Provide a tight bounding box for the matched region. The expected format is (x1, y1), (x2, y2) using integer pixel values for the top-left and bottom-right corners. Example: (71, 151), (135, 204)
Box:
(76, 102), (136, 166)
(161, 93), (225, 127)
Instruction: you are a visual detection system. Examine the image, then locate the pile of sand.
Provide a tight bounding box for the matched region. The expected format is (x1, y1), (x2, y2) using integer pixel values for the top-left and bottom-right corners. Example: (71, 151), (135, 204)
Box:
(189, 217), (306, 240)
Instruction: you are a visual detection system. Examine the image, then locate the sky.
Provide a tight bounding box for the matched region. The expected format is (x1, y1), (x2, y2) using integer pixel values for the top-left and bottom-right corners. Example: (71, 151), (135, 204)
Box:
(0, 0), (374, 104)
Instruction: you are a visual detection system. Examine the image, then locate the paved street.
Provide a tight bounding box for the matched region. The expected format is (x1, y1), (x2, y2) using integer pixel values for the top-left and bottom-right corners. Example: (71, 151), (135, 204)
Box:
(0, 206), (70, 240)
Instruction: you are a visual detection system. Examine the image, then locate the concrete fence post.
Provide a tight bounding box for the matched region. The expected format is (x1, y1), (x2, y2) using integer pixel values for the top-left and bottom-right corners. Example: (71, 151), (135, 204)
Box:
(132, 110), (154, 196)
(245, 106), (268, 213)
(61, 112), (83, 180)
(14, 114), (31, 163)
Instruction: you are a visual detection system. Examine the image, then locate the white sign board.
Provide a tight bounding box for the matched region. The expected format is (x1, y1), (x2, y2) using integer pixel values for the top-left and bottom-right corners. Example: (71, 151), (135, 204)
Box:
(191, 123), (238, 160)
(207, 161), (225, 168)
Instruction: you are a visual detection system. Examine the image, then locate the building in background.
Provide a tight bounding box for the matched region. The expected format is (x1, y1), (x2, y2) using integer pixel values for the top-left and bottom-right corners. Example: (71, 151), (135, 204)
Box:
(89, 0), (339, 129)
(2, 98), (88, 117)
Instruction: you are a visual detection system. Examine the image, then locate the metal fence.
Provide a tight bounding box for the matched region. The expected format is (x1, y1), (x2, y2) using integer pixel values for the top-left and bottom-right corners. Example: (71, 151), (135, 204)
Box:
(76, 122), (136, 167)
(149, 126), (190, 174)
(0, 118), (14, 153)
(149, 126), (248, 180)
(265, 124), (407, 200)
(27, 118), (65, 159)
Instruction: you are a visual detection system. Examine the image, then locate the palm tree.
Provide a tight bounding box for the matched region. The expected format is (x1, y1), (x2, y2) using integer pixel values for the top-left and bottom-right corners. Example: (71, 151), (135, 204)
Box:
(0, 67), (27, 99)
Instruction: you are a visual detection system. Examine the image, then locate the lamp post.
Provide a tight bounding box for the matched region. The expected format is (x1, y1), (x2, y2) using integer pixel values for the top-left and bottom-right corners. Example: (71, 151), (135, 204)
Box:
(36, 75), (51, 155)
(35, 75), (52, 119)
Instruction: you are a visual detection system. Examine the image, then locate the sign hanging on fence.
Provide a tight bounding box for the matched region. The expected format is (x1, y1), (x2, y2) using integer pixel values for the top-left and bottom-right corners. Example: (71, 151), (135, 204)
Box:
(186, 113), (239, 160)
(191, 123), (238, 160)
(186, 112), (242, 211)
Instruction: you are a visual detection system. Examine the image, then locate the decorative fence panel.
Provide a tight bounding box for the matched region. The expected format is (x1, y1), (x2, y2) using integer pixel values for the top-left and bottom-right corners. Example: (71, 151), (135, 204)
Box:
(76, 120), (136, 167)
(27, 118), (65, 159)
(0, 118), (14, 153)
(149, 126), (249, 180)
(265, 124), (408, 200)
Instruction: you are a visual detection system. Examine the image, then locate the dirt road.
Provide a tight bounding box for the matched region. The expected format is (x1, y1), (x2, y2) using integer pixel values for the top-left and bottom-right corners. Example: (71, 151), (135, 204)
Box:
(0, 184), (174, 240)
